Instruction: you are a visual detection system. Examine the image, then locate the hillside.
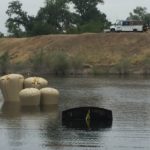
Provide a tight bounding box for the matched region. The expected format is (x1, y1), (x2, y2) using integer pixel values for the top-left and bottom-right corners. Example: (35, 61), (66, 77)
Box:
(1, 32), (150, 74)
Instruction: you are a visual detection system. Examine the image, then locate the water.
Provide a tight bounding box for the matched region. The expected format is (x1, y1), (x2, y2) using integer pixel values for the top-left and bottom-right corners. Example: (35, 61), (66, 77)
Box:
(0, 76), (150, 150)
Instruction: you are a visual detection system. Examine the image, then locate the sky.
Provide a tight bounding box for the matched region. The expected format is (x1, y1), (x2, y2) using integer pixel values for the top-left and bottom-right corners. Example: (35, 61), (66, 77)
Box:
(1, 0), (150, 34)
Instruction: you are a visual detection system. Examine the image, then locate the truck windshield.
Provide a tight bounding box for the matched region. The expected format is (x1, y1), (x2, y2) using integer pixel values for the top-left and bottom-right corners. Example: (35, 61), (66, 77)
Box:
(116, 20), (122, 25)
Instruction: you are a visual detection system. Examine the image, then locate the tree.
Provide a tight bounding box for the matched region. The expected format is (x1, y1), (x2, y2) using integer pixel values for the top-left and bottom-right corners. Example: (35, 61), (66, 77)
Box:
(5, 0), (110, 36)
(36, 0), (74, 34)
(33, 0), (110, 34)
(70, 0), (110, 32)
(5, 0), (75, 35)
(6, 0), (35, 37)
(127, 6), (150, 26)
(6, 0), (26, 37)
(71, 0), (103, 21)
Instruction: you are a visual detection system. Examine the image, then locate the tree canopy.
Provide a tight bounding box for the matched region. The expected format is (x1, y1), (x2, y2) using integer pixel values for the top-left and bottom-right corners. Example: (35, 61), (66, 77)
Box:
(35, 0), (74, 34)
(5, 0), (110, 37)
(5, 0), (34, 37)
(127, 6), (150, 26)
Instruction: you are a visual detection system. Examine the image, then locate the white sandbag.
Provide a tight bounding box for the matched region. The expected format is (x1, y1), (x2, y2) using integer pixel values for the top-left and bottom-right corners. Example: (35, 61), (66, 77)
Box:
(40, 87), (59, 105)
(24, 77), (48, 89)
(0, 74), (24, 102)
(19, 88), (41, 106)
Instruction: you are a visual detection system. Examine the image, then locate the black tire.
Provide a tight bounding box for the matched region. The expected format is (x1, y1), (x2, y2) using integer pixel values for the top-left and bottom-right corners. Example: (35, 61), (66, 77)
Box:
(133, 29), (137, 32)
(111, 28), (115, 32)
(143, 26), (148, 32)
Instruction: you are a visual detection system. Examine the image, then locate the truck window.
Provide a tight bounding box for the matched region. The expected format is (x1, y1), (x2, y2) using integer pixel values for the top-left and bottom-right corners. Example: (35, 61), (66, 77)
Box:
(122, 21), (129, 26)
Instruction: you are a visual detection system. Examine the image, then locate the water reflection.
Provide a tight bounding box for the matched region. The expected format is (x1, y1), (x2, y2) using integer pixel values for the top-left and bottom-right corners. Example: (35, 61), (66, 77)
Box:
(0, 76), (150, 149)
(0, 102), (59, 150)
(1, 102), (21, 116)
(62, 119), (112, 131)
(44, 119), (107, 150)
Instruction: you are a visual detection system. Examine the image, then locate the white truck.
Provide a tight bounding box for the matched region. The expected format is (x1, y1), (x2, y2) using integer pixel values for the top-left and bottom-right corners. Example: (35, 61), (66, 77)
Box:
(110, 20), (147, 32)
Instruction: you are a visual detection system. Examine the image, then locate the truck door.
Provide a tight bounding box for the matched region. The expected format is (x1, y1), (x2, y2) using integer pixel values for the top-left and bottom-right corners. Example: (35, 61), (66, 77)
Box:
(116, 20), (122, 31)
(122, 21), (131, 31)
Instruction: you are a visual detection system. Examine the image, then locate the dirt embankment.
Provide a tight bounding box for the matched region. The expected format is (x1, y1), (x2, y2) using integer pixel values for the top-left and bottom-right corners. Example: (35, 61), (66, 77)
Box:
(1, 32), (150, 74)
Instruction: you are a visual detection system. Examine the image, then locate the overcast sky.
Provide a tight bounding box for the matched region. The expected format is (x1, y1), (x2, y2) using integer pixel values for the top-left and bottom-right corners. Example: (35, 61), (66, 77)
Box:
(1, 0), (150, 34)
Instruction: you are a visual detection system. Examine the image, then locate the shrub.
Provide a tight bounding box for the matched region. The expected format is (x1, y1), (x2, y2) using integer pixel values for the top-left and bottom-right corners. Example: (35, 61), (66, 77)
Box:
(0, 51), (10, 74)
(29, 49), (46, 73)
(46, 51), (70, 75)
(71, 55), (84, 74)
(11, 61), (31, 74)
(78, 20), (105, 33)
(114, 58), (131, 75)
(92, 64), (111, 75)
(142, 55), (150, 74)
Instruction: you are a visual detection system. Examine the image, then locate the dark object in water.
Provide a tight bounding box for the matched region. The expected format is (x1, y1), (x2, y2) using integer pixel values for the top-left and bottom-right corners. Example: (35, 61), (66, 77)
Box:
(62, 107), (113, 130)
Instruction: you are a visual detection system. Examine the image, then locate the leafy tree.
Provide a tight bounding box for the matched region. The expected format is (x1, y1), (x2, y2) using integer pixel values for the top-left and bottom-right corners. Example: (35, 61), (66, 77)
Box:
(6, 0), (35, 37)
(6, 0), (26, 36)
(36, 0), (74, 34)
(70, 0), (110, 32)
(71, 0), (103, 21)
(5, 0), (74, 35)
(5, 0), (110, 36)
(127, 6), (150, 26)
(30, 21), (53, 35)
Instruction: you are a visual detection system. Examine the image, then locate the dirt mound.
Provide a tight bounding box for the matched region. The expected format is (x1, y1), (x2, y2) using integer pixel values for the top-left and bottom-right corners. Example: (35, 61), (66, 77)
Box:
(0, 32), (150, 65)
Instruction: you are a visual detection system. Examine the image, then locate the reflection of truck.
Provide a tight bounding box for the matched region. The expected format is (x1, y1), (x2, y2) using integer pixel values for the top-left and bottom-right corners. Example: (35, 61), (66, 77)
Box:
(110, 20), (147, 32)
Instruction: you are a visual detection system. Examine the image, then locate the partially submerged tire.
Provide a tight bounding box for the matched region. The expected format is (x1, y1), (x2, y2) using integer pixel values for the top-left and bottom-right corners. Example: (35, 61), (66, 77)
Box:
(0, 74), (24, 102)
(40, 87), (59, 105)
(24, 77), (48, 89)
(19, 88), (41, 106)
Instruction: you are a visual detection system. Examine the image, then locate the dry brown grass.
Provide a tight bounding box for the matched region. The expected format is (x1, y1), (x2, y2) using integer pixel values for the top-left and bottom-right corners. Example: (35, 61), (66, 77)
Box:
(1, 32), (150, 66)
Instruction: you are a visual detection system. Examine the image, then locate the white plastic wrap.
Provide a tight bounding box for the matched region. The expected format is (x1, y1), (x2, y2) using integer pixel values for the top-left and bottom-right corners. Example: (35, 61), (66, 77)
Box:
(24, 77), (48, 89)
(40, 87), (59, 105)
(19, 88), (41, 106)
(0, 74), (24, 102)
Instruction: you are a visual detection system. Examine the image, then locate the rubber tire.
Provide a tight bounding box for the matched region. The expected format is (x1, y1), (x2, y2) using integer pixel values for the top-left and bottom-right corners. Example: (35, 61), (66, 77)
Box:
(111, 28), (115, 32)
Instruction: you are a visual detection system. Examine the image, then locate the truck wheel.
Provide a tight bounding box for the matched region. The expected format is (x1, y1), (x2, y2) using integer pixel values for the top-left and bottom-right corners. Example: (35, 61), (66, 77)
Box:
(133, 29), (137, 32)
(111, 28), (115, 32)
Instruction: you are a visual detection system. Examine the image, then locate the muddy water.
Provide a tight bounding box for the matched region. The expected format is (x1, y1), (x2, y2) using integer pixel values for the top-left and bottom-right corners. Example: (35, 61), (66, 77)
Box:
(0, 76), (150, 150)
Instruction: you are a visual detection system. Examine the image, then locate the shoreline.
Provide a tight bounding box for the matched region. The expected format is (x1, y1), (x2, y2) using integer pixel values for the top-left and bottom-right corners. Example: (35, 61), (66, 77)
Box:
(0, 33), (150, 76)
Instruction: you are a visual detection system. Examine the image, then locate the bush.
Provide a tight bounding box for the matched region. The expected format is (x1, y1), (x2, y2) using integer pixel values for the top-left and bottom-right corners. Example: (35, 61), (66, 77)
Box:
(0, 51), (10, 74)
(78, 20), (105, 33)
(29, 49), (46, 73)
(142, 55), (150, 74)
(92, 64), (111, 75)
(70, 55), (84, 74)
(11, 61), (31, 74)
(46, 51), (70, 75)
(114, 58), (131, 75)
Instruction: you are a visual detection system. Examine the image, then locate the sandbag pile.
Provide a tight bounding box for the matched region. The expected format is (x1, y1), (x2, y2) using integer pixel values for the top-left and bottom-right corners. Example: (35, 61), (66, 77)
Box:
(0, 74), (59, 107)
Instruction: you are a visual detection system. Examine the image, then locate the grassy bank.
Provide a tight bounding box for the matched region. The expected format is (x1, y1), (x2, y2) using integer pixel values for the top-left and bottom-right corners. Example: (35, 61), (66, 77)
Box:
(1, 32), (150, 75)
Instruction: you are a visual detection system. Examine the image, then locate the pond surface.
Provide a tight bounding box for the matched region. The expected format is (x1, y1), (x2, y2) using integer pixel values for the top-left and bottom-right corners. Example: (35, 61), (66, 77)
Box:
(0, 76), (150, 150)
